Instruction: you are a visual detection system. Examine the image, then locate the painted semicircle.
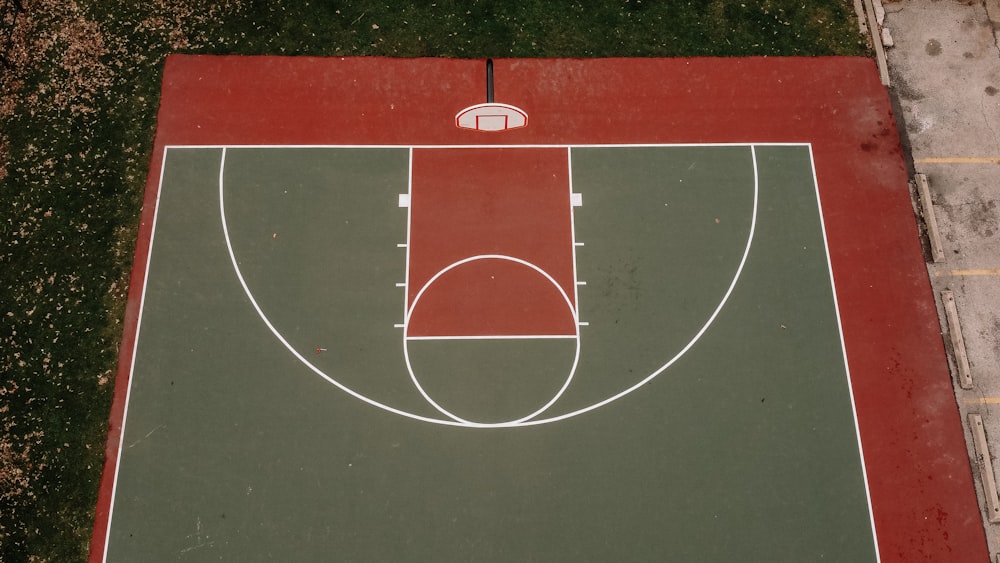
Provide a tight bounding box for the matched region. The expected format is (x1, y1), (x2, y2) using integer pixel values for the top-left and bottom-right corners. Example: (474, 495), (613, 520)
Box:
(406, 257), (576, 338)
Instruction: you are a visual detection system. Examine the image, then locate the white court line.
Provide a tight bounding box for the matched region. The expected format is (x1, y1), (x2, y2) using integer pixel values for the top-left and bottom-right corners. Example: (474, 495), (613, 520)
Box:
(568, 147), (582, 325)
(808, 145), (881, 562)
(101, 145), (170, 563)
(406, 334), (578, 341)
(167, 142), (812, 150)
(401, 147), (414, 321)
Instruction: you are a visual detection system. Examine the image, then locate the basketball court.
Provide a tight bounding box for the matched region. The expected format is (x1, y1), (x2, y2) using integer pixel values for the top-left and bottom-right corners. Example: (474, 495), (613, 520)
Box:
(89, 57), (989, 561)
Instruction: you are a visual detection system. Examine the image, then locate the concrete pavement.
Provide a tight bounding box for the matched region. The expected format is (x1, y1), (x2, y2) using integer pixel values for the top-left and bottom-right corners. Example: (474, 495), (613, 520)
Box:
(882, 0), (1000, 558)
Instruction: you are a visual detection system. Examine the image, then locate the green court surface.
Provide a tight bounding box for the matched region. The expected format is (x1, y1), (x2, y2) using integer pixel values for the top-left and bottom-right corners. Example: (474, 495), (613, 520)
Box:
(103, 144), (876, 560)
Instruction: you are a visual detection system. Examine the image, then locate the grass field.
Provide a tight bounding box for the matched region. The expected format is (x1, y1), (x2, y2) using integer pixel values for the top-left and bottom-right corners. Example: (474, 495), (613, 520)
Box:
(0, 2), (868, 560)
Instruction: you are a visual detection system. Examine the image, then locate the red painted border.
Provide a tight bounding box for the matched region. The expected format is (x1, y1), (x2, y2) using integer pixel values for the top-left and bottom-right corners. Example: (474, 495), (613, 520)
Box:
(91, 56), (988, 562)
(88, 121), (165, 563)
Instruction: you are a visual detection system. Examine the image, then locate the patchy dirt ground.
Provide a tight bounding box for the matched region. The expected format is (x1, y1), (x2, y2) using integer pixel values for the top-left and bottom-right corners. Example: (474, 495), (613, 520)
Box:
(1, 2), (240, 559)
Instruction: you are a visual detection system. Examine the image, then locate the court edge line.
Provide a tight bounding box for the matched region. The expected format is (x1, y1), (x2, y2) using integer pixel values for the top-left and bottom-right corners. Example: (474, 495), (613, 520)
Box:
(166, 142), (812, 150)
(106, 144), (884, 553)
(220, 145), (759, 428)
(808, 145), (882, 562)
(100, 145), (169, 563)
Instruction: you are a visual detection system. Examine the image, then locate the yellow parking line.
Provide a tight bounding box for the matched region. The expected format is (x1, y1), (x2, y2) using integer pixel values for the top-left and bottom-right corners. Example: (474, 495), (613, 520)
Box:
(934, 269), (1000, 277)
(914, 157), (1000, 164)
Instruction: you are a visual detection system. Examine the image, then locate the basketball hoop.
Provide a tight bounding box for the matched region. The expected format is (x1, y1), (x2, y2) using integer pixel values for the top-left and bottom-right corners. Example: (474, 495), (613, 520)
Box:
(455, 102), (528, 132)
(455, 59), (527, 132)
